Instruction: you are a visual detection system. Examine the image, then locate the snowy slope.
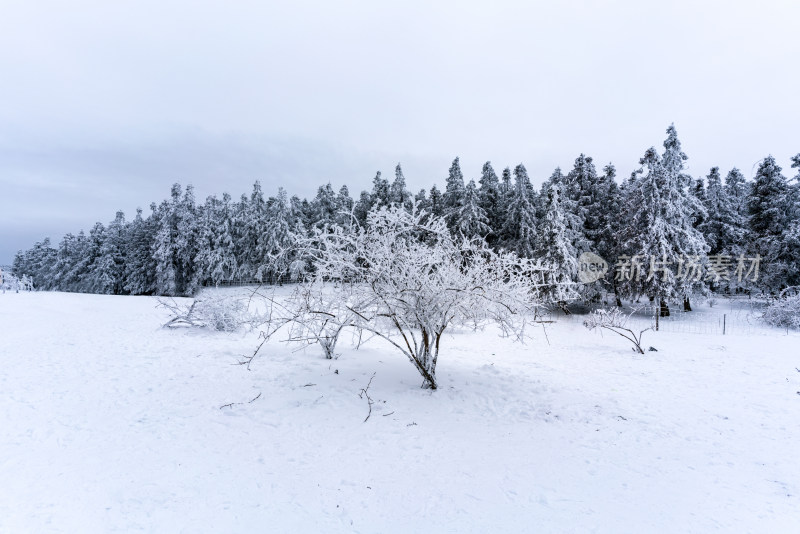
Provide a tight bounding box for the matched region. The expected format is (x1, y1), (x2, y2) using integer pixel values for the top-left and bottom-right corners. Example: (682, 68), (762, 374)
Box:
(1, 291), (798, 533)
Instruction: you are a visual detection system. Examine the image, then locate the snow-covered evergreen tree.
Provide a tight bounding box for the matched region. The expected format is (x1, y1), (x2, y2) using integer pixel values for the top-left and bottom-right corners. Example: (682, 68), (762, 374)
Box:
(500, 167), (512, 202)
(502, 164), (537, 257)
(123, 207), (158, 295)
(457, 179), (490, 238)
(237, 181), (269, 280)
(724, 167), (750, 240)
(689, 176), (706, 229)
(353, 190), (373, 227)
(747, 155), (795, 291)
(587, 163), (621, 262)
(89, 211), (127, 294)
(390, 163), (412, 210)
(536, 181), (580, 306)
(334, 185), (354, 226)
(564, 154), (597, 229)
(52, 233), (81, 291)
(414, 188), (430, 217)
(428, 184), (444, 218)
(700, 167), (747, 257)
(371, 171), (390, 208)
(443, 157), (466, 231)
(619, 126), (708, 315)
(477, 161), (503, 245)
(195, 193), (238, 286)
(12, 237), (56, 290)
(258, 187), (297, 281)
(312, 183), (337, 230)
(153, 183), (199, 296)
(559, 156), (593, 260)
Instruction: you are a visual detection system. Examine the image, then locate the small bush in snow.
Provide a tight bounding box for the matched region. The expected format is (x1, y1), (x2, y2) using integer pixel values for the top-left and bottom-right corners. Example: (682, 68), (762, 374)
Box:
(762, 290), (800, 330)
(584, 307), (651, 354)
(159, 294), (257, 332)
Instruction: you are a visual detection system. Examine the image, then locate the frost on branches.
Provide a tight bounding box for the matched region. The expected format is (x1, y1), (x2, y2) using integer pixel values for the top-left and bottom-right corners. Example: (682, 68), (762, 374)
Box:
(280, 206), (553, 390)
(762, 288), (800, 330)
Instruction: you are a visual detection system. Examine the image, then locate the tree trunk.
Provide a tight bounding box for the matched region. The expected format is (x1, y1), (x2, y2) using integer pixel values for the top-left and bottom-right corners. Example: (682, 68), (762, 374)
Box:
(415, 342), (438, 390)
(660, 299), (670, 317)
(683, 297), (692, 312)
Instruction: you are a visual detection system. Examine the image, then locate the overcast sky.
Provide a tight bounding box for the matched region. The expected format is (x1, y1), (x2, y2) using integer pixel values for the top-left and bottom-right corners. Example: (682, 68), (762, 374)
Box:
(1, 0), (799, 264)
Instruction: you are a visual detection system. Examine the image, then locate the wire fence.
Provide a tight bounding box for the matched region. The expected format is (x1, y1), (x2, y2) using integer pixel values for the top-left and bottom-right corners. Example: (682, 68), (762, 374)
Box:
(201, 274), (297, 288)
(546, 296), (777, 336)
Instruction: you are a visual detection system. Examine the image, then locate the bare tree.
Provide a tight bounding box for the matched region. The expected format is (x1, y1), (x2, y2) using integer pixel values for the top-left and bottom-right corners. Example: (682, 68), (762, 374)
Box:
(583, 307), (652, 354)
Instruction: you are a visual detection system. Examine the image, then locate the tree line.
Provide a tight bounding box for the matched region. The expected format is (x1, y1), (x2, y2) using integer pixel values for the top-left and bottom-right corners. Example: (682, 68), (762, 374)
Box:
(12, 125), (800, 310)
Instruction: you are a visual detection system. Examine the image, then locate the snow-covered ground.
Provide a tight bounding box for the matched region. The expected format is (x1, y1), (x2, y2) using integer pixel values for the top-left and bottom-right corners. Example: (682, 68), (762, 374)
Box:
(1, 290), (798, 533)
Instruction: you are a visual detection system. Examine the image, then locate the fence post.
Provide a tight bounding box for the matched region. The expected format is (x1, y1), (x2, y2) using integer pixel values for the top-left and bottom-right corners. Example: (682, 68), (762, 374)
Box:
(723, 314), (726, 335)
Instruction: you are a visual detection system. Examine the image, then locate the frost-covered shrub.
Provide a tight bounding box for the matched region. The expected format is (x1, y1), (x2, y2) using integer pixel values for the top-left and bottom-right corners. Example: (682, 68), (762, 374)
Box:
(584, 307), (651, 354)
(256, 206), (559, 389)
(160, 294), (258, 332)
(762, 291), (800, 330)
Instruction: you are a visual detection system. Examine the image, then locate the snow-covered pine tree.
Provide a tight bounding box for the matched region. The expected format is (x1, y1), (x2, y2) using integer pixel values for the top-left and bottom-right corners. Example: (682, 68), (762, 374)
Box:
(564, 154), (598, 232)
(153, 195), (179, 295)
(500, 167), (512, 201)
(587, 164), (621, 261)
(536, 181), (580, 307)
(371, 171), (391, 208)
(81, 221), (108, 292)
(312, 183), (337, 230)
(561, 156), (595, 293)
(428, 184), (444, 218)
(747, 155), (794, 291)
(701, 167), (747, 255)
(783, 154), (800, 285)
(477, 161), (503, 245)
(724, 168), (749, 205)
(353, 190), (373, 227)
(176, 185), (200, 294)
(89, 211), (128, 294)
(414, 188), (430, 217)
(12, 237), (57, 290)
(443, 157), (466, 232)
(501, 164), (538, 257)
(582, 163), (624, 302)
(52, 233), (80, 291)
(689, 176), (706, 229)
(238, 181), (269, 281)
(195, 193), (238, 287)
(665, 126), (708, 310)
(293, 196), (315, 237)
(69, 230), (94, 290)
(153, 183), (198, 296)
(334, 185), (354, 226)
(259, 187), (297, 282)
(457, 179), (490, 238)
(724, 167), (751, 242)
(123, 207), (158, 295)
(619, 126), (708, 316)
(390, 164), (412, 210)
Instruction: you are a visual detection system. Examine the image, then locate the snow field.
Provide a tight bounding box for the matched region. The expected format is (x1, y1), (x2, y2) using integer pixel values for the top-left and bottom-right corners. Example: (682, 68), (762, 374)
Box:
(1, 291), (798, 533)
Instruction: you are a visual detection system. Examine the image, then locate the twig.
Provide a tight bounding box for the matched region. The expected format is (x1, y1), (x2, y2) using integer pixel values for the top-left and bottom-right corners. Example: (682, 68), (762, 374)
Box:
(358, 372), (376, 422)
(220, 391), (262, 409)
